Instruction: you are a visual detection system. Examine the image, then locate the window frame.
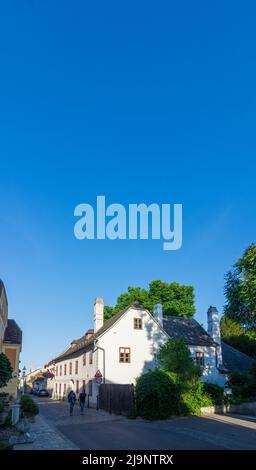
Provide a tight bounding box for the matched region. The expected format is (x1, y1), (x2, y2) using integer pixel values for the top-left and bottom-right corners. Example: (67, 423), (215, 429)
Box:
(83, 353), (86, 366)
(119, 347), (131, 363)
(89, 351), (93, 365)
(195, 351), (204, 367)
(134, 318), (143, 330)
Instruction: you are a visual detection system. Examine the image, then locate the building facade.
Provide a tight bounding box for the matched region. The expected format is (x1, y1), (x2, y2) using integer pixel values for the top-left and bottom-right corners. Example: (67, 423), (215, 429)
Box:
(50, 298), (239, 407)
(0, 279), (8, 349)
(0, 279), (22, 398)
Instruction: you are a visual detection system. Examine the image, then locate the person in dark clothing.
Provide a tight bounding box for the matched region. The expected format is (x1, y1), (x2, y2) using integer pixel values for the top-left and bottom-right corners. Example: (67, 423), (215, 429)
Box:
(79, 389), (87, 414)
(67, 390), (76, 416)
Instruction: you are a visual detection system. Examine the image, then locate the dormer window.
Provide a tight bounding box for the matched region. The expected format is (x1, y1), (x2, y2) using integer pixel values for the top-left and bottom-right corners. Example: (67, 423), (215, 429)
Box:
(134, 318), (142, 330)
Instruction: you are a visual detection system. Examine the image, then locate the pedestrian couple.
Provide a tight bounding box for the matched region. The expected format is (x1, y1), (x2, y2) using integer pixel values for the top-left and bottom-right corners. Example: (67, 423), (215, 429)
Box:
(67, 389), (87, 416)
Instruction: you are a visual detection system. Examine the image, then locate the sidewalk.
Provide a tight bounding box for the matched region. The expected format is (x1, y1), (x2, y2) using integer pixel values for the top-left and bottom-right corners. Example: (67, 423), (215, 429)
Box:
(14, 414), (78, 450)
(15, 398), (125, 450)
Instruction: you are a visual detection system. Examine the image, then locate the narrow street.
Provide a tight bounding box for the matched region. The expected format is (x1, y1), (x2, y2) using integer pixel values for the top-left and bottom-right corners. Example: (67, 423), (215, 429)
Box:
(34, 397), (256, 450)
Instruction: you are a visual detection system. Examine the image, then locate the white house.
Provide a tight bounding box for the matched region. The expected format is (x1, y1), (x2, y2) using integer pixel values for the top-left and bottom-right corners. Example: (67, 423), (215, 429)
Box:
(48, 298), (253, 407)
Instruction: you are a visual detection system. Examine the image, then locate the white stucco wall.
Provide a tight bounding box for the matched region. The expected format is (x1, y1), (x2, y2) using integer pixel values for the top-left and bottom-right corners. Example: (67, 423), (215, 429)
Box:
(52, 349), (97, 400)
(51, 307), (226, 405)
(97, 307), (167, 386)
(189, 345), (226, 386)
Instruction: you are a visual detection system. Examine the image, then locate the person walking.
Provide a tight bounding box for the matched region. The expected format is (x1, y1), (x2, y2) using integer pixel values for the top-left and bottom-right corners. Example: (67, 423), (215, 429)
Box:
(79, 389), (87, 415)
(67, 390), (76, 416)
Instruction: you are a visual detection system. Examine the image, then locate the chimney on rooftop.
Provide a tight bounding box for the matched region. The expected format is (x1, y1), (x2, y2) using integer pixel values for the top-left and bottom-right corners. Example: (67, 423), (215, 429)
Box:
(207, 305), (223, 368)
(153, 303), (163, 327)
(94, 297), (104, 333)
(207, 306), (221, 344)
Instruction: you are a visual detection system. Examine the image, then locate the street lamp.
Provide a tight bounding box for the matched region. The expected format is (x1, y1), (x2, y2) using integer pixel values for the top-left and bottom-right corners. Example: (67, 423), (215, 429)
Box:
(22, 366), (27, 395)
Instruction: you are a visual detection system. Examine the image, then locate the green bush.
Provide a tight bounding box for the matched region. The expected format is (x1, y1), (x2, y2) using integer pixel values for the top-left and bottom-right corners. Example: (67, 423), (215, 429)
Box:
(0, 402), (4, 413)
(0, 441), (13, 450)
(136, 369), (180, 420)
(180, 381), (213, 415)
(229, 370), (256, 401)
(3, 410), (12, 428)
(157, 338), (201, 381)
(202, 383), (224, 405)
(20, 395), (39, 417)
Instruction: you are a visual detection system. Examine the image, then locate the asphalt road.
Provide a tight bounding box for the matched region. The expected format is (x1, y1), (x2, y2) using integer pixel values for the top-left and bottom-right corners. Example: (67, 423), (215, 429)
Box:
(36, 397), (256, 450)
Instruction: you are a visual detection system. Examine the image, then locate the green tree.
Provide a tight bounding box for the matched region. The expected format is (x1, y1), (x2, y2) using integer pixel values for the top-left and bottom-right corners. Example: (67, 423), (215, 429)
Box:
(220, 315), (244, 338)
(224, 244), (256, 329)
(104, 280), (195, 320)
(0, 353), (13, 388)
(221, 313), (256, 358)
(157, 338), (200, 381)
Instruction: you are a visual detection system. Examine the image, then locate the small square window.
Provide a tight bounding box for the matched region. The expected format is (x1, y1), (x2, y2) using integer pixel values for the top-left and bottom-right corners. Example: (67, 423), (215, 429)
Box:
(134, 318), (142, 330)
(119, 347), (131, 363)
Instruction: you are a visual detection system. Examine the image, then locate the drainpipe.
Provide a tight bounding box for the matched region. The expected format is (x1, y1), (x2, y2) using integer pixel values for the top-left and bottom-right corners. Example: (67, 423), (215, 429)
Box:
(93, 339), (106, 384)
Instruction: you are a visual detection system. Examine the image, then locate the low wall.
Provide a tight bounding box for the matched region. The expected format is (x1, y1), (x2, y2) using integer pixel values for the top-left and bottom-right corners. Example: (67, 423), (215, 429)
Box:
(200, 405), (223, 415)
(201, 401), (256, 416)
(229, 402), (256, 416)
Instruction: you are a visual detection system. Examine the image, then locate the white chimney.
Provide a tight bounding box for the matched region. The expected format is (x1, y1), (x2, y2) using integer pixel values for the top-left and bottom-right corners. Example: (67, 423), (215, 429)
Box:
(94, 297), (104, 333)
(207, 305), (223, 367)
(153, 303), (163, 327)
(207, 306), (221, 343)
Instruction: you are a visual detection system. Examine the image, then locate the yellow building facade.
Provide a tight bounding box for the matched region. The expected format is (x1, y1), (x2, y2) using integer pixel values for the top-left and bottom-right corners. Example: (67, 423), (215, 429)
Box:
(0, 280), (22, 398)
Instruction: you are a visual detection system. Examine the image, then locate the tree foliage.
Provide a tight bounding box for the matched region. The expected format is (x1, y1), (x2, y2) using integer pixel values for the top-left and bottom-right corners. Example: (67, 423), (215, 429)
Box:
(221, 313), (256, 358)
(220, 315), (244, 338)
(104, 280), (195, 320)
(222, 244), (256, 357)
(224, 244), (256, 329)
(157, 338), (200, 381)
(229, 363), (256, 402)
(0, 353), (13, 388)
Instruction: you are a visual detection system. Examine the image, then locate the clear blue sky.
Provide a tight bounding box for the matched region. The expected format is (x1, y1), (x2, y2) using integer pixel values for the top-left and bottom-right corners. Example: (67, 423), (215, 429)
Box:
(0, 1), (255, 370)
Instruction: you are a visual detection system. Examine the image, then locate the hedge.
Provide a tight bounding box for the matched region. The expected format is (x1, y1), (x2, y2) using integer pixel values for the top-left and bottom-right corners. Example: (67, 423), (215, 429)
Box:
(136, 369), (180, 419)
(20, 395), (39, 417)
